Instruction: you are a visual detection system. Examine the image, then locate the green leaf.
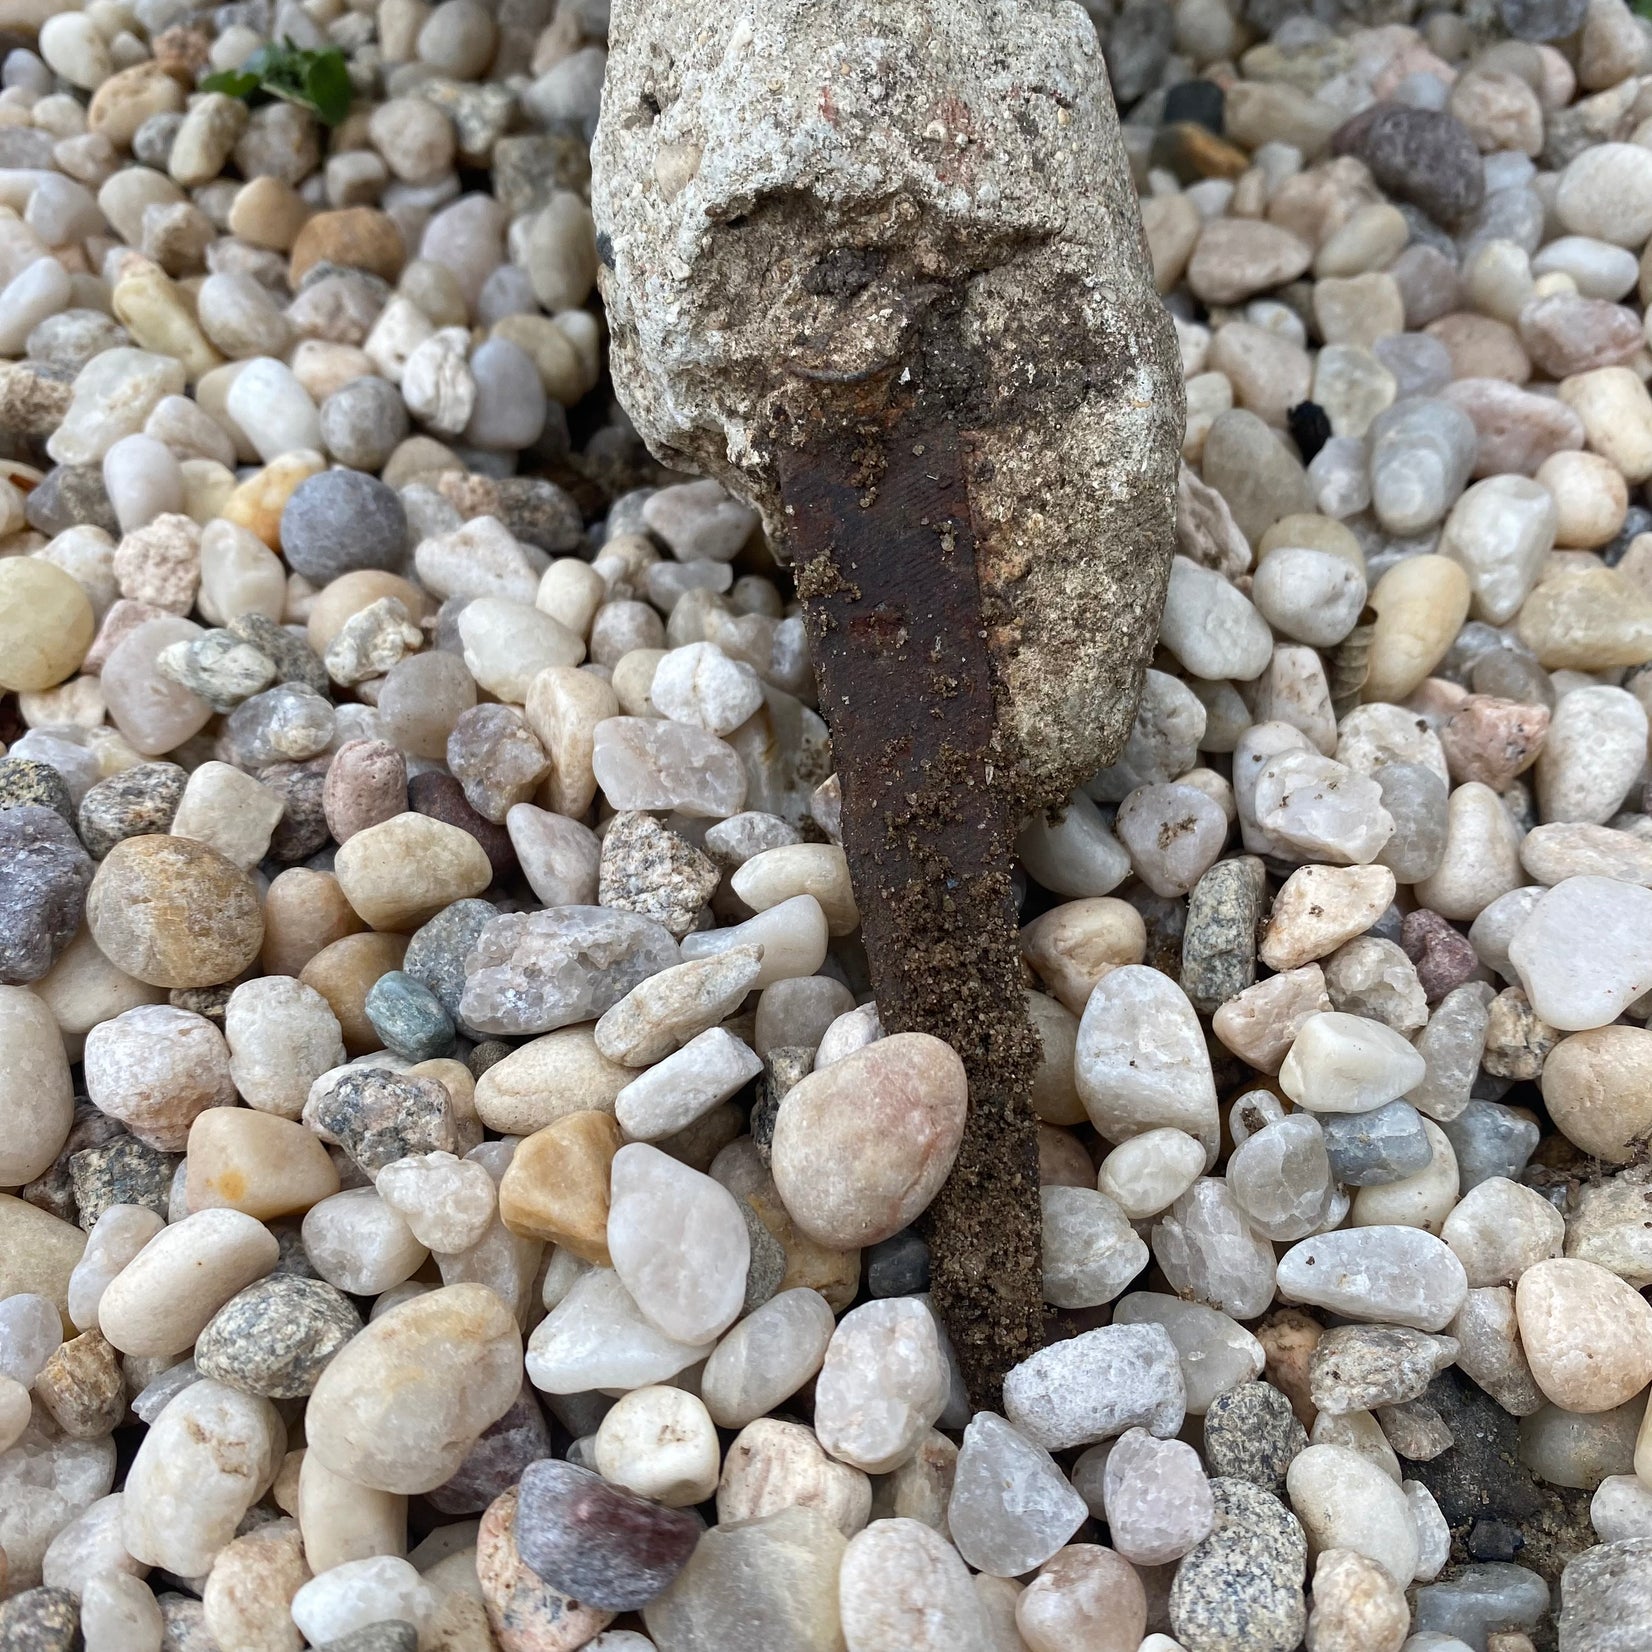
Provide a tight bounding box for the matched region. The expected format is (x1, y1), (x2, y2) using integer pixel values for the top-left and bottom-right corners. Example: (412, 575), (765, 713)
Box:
(199, 40), (353, 126)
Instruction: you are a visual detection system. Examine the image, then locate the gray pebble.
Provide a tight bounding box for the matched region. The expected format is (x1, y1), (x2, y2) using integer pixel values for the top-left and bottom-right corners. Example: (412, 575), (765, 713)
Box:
(307, 1068), (456, 1175)
(131, 110), (182, 169)
(598, 811), (719, 939)
(194, 1275), (363, 1398)
(279, 469), (408, 581)
(1169, 1477), (1307, 1652)
(1499, 0), (1587, 37)
(319, 375), (410, 472)
(1180, 855), (1265, 1015)
(868, 1230), (931, 1298)
(259, 757), (331, 865)
(405, 897), (498, 1027)
(1441, 1100), (1541, 1192)
(318, 1626), (419, 1652)
(226, 612), (331, 696)
(24, 462), (118, 537)
(155, 628), (278, 711)
(1558, 1538), (1652, 1652)
(0, 757), (75, 827)
(69, 1135), (179, 1229)
(739, 1196), (786, 1314)
(0, 805), (93, 985)
(1413, 1562), (1551, 1646)
(1200, 1382), (1307, 1492)
(0, 1585), (79, 1651)
(1308, 1324), (1457, 1416)
(1321, 1101), (1433, 1187)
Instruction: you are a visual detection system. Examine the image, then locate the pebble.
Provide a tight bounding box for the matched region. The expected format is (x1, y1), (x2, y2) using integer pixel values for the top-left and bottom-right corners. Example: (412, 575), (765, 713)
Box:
(1516, 1257), (1652, 1412)
(1169, 1476), (1307, 1652)
(193, 1275), (360, 1398)
(948, 1410), (1086, 1575)
(814, 1298), (949, 1473)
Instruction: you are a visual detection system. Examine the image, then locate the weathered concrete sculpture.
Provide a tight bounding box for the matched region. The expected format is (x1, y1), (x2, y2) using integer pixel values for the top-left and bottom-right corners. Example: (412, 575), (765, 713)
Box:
(593, 0), (1184, 1400)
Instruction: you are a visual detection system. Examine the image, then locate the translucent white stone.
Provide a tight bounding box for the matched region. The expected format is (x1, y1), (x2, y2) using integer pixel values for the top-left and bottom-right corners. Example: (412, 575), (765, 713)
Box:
(1225, 1113), (1334, 1241)
(1095, 1128), (1206, 1220)
(0, 1292), (65, 1386)
(592, 715), (747, 818)
(595, 1384), (720, 1506)
(948, 1411), (1087, 1577)
(814, 1298), (949, 1474)
(717, 1417), (872, 1539)
(1286, 1443), (1420, 1586)
(607, 1143), (749, 1343)
(1158, 557), (1274, 681)
(526, 1267), (713, 1394)
(224, 357), (322, 461)
(301, 1188), (428, 1297)
(290, 1556), (438, 1647)
(838, 1518), (993, 1651)
(82, 1570), (163, 1652)
(1111, 1293), (1266, 1415)
(68, 1205), (165, 1333)
(1440, 1176), (1563, 1288)
(1277, 1227), (1468, 1332)
(650, 641), (766, 736)
(1039, 1186), (1148, 1308)
(678, 895), (830, 989)
(1253, 750), (1395, 866)
(1280, 1012), (1429, 1114)
(375, 1151), (497, 1254)
(1152, 1178), (1278, 1320)
(1001, 1323), (1185, 1451)
(701, 1288), (837, 1429)
(1074, 965), (1218, 1151)
(41, 1493), (144, 1597)
(1508, 876), (1652, 1031)
(614, 1028), (762, 1141)
(1102, 1427), (1215, 1565)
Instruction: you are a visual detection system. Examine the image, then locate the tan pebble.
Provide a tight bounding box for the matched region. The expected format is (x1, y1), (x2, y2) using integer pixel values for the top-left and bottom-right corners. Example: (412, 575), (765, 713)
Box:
(1536, 450), (1628, 549)
(524, 664), (619, 819)
(1305, 1547), (1408, 1652)
(0, 1194), (85, 1332)
(1413, 780), (1524, 922)
(1020, 897), (1147, 1014)
(473, 1026), (632, 1134)
(186, 1107), (341, 1220)
(1540, 1025), (1652, 1161)
(87, 59), (184, 145)
(1516, 1257), (1652, 1412)
(744, 1178), (862, 1312)
(33, 1327), (124, 1439)
(31, 928), (167, 1064)
(1363, 555), (1472, 703)
(87, 834), (263, 989)
(297, 1445), (407, 1575)
(731, 843), (859, 937)
(306, 569), (431, 656)
(98, 1206), (280, 1358)
(262, 868), (368, 978)
(202, 1516), (310, 1652)
(305, 1283), (523, 1495)
(0, 983), (76, 1186)
(290, 207), (407, 286)
(1212, 964), (1332, 1075)
(229, 175), (310, 251)
(1258, 1305), (1324, 1429)
(497, 1111), (622, 1263)
(0, 559), (95, 691)
(1516, 566), (1652, 669)
(300, 931), (410, 1054)
(772, 1033), (968, 1249)
(333, 812), (494, 931)
(1259, 865), (1395, 972)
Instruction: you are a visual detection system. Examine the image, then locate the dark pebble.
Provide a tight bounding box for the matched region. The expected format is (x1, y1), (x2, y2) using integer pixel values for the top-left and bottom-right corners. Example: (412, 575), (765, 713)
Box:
(1201, 1381), (1308, 1491)
(194, 1275), (363, 1398)
(405, 897), (498, 1028)
(0, 805), (92, 984)
(1401, 908), (1481, 1003)
(515, 1458), (701, 1611)
(1321, 1101), (1434, 1187)
(258, 757), (332, 864)
(227, 612), (331, 696)
(318, 1626), (419, 1652)
(1333, 104), (1486, 226)
(0, 1586), (79, 1651)
(867, 1230), (931, 1297)
(434, 471), (583, 553)
(279, 468), (408, 582)
(364, 969), (457, 1062)
(1442, 1100), (1542, 1192)
(1180, 855), (1266, 1015)
(739, 1197), (786, 1314)
(1499, 0), (1587, 38)
(1163, 79), (1224, 133)
(428, 1383), (554, 1515)
(76, 762), (186, 858)
(468, 1038), (513, 1076)
(69, 1132), (178, 1228)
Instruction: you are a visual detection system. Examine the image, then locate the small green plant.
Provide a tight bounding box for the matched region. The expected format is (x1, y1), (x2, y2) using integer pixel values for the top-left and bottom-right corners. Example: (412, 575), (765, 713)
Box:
(201, 39), (353, 126)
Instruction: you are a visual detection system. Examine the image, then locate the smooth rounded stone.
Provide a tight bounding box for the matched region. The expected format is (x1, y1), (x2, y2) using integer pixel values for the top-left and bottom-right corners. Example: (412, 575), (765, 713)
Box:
(305, 1283), (521, 1495)
(1039, 1185), (1148, 1308)
(648, 640), (765, 737)
(1074, 964), (1217, 1151)
(1522, 822), (1652, 888)
(1017, 791), (1130, 899)
(1518, 567), (1652, 669)
(1542, 1025), (1652, 1161)
(0, 560), (95, 695)
(527, 1265), (712, 1395)
(1157, 558), (1274, 682)
(1537, 685), (1646, 827)
(0, 1293), (65, 1391)
(193, 1275), (360, 1399)
(945, 1410), (1086, 1578)
(277, 470), (407, 586)
(302, 1188), (429, 1295)
(1515, 1257), (1652, 1413)
(1413, 781), (1524, 923)
(320, 376), (411, 472)
(1168, 1476), (1307, 1652)
(595, 1384), (719, 1508)
(67, 1206), (164, 1334)
(1202, 1382), (1308, 1490)
(1521, 1394), (1643, 1491)
(101, 615), (216, 758)
(457, 601), (583, 708)
(1277, 1227), (1467, 1332)
(1114, 783), (1227, 898)
(1321, 1102), (1434, 1187)
(1152, 1177), (1278, 1321)
(96, 1206), (278, 1358)
(460, 905), (680, 1037)
(1437, 1099), (1538, 1193)
(611, 1028), (760, 1144)
(1212, 964), (1333, 1078)
(1001, 1320), (1185, 1453)
(1440, 377), (1584, 481)
(290, 1556), (437, 1650)
(590, 716), (747, 819)
(362, 972), (454, 1063)
(81, 1001), (233, 1152)
(120, 1377), (283, 1576)
(1185, 218), (1312, 306)
(1251, 546), (1368, 648)
(1225, 1114), (1334, 1242)
(866, 1230), (931, 1300)
(510, 1458), (699, 1614)
(700, 1287), (835, 1429)
(1553, 141), (1652, 247)
(770, 1032), (966, 1249)
(1412, 1563), (1552, 1647)
(332, 813), (493, 934)
(1453, 1285), (1546, 1419)
(1095, 1129), (1205, 1222)
(1368, 402), (1478, 541)
(1593, 1476), (1652, 1544)
(1019, 896), (1147, 1014)
(0, 984), (74, 1187)
(643, 1506), (846, 1652)
(478, 1482), (619, 1650)
(837, 1517), (994, 1651)
(1287, 1444), (1419, 1587)
(1100, 1428), (1214, 1567)
(224, 976), (346, 1121)
(184, 1107), (340, 1222)
(1103, 1296), (1261, 1422)
(1508, 877), (1652, 1031)
(87, 834), (262, 990)
(1556, 1538), (1652, 1652)
(810, 1297), (948, 1474)
(376, 650), (477, 764)
(1439, 475), (1557, 626)
(1279, 1013), (1428, 1116)
(1440, 1176), (1563, 1288)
